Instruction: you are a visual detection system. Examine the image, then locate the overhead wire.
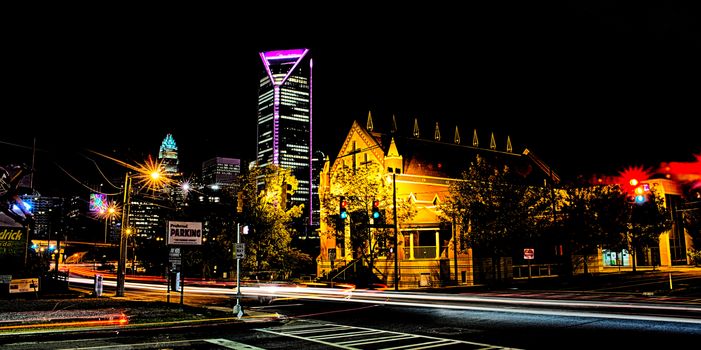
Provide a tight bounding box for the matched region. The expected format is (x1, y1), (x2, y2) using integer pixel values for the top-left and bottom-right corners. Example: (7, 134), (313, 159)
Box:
(54, 162), (122, 196)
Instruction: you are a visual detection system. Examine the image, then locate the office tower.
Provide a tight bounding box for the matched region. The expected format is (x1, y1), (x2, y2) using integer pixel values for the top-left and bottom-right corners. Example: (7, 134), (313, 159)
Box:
(257, 48), (314, 225)
(159, 133), (179, 176)
(202, 157), (241, 188)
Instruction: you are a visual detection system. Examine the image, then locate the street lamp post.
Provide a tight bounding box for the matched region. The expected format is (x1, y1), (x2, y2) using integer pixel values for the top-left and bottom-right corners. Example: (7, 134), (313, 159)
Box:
(116, 173), (132, 297)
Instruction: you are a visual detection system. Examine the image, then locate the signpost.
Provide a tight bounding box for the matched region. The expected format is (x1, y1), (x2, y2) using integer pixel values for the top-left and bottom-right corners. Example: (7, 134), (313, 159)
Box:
(166, 221), (202, 306)
(524, 248), (535, 279)
(233, 223), (246, 319)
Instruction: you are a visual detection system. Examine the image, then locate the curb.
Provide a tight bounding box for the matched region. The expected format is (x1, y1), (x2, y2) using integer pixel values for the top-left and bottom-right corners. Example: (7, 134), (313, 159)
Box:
(0, 312), (286, 341)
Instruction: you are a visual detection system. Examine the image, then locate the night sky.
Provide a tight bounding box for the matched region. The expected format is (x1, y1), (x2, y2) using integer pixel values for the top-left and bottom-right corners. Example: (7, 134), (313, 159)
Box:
(2, 3), (699, 195)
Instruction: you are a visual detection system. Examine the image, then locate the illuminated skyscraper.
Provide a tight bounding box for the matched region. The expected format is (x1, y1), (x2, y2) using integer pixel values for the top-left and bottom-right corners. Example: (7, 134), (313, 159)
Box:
(202, 157), (241, 188)
(257, 49), (314, 225)
(159, 134), (179, 176)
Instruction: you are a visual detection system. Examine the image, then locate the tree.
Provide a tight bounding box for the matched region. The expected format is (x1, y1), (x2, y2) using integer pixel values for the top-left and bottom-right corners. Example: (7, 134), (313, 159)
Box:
(237, 165), (311, 280)
(629, 188), (672, 272)
(681, 183), (701, 265)
(442, 155), (551, 282)
(321, 163), (415, 283)
(559, 184), (629, 275)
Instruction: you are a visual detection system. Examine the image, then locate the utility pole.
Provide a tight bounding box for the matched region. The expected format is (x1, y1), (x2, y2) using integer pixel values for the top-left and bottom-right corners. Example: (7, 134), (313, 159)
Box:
(116, 173), (131, 297)
(393, 173), (399, 291)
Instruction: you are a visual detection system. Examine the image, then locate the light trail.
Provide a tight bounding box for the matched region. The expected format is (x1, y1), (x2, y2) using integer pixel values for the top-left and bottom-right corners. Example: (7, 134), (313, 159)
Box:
(69, 277), (701, 325)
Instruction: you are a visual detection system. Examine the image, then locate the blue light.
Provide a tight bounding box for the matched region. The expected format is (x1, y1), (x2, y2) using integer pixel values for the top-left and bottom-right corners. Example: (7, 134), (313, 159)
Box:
(635, 195), (646, 203)
(373, 211), (380, 219)
(31, 244), (38, 250)
(49, 245), (56, 251)
(22, 200), (32, 211)
(340, 212), (348, 220)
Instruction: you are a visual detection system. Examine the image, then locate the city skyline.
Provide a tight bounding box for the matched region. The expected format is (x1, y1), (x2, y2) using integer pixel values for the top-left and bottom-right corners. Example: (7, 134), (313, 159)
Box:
(2, 3), (699, 195)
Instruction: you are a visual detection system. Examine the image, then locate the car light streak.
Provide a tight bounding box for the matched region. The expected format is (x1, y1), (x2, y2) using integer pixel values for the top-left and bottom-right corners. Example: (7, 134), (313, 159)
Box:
(0, 314), (127, 331)
(68, 277), (701, 324)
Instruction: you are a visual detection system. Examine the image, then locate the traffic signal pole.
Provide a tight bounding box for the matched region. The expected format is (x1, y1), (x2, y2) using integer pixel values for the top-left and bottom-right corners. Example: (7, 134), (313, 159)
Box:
(234, 223), (243, 318)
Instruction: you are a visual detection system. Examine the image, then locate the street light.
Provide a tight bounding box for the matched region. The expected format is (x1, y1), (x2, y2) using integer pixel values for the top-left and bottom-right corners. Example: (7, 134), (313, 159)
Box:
(116, 162), (167, 297)
(99, 203), (119, 244)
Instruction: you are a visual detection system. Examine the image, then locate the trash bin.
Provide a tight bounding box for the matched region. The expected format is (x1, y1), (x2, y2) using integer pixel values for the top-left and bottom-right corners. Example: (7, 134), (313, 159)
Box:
(94, 274), (103, 297)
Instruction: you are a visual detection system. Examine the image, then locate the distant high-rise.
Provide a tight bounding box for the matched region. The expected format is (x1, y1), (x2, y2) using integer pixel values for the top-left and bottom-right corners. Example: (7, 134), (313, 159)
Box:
(20, 194), (63, 240)
(257, 48), (314, 225)
(159, 134), (179, 176)
(202, 157), (241, 188)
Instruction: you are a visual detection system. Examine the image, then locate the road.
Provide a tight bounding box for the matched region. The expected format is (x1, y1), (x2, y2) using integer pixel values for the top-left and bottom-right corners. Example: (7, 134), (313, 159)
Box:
(2, 297), (700, 349)
(3, 267), (699, 349)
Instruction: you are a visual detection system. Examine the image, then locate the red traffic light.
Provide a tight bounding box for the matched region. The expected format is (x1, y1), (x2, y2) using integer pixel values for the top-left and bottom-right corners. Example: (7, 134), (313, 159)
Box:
(372, 199), (381, 219)
(339, 197), (348, 220)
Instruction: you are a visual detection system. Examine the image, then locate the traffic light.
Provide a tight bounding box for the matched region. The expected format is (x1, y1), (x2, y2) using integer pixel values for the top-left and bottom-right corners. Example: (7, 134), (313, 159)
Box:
(631, 182), (650, 204)
(372, 199), (381, 220)
(339, 196), (348, 220)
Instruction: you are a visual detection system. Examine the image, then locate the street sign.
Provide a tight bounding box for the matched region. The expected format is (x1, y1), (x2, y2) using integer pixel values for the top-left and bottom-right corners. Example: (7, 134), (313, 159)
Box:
(9, 278), (39, 293)
(167, 221), (203, 246)
(169, 247), (182, 267)
(524, 248), (535, 260)
(235, 243), (245, 259)
(328, 248), (336, 261)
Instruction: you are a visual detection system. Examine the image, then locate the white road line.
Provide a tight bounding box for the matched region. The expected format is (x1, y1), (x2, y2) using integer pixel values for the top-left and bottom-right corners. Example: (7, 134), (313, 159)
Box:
(205, 338), (266, 349)
(257, 322), (517, 349)
(339, 334), (415, 346)
(256, 328), (357, 350)
(286, 325), (350, 335)
(309, 329), (381, 340)
(384, 339), (454, 350)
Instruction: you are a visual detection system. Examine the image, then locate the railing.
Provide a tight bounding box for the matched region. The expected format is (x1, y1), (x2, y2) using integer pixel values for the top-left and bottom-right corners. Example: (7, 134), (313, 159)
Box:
(403, 246), (437, 259)
(331, 258), (362, 281)
(512, 263), (559, 279)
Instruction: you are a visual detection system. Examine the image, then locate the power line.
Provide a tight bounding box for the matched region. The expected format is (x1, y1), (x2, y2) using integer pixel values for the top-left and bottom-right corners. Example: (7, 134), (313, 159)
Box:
(55, 162), (122, 195)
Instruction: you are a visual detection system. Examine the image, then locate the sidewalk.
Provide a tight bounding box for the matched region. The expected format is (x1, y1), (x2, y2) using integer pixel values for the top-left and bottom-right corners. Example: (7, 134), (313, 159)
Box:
(0, 289), (283, 338)
(408, 265), (701, 302)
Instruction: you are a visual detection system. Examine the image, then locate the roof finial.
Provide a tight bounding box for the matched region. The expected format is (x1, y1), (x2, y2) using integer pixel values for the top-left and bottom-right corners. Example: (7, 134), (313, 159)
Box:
(490, 132), (496, 150)
(387, 137), (400, 157)
(472, 129), (479, 147)
(434, 122), (441, 141)
(413, 118), (420, 138)
(366, 111), (374, 132)
(454, 126), (461, 144)
(506, 136), (513, 153)
(391, 114), (398, 133)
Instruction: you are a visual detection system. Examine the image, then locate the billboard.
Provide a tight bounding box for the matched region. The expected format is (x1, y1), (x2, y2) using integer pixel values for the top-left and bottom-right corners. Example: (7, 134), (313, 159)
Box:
(167, 221), (202, 246)
(89, 193), (108, 212)
(0, 226), (26, 258)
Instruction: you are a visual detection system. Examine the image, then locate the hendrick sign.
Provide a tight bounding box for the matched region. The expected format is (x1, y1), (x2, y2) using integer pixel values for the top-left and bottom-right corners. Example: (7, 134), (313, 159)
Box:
(167, 221), (203, 246)
(0, 226), (26, 257)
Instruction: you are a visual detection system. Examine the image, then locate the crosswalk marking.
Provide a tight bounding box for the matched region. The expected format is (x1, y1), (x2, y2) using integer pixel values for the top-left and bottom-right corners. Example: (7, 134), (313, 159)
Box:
(256, 321), (517, 349)
(205, 338), (266, 350)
